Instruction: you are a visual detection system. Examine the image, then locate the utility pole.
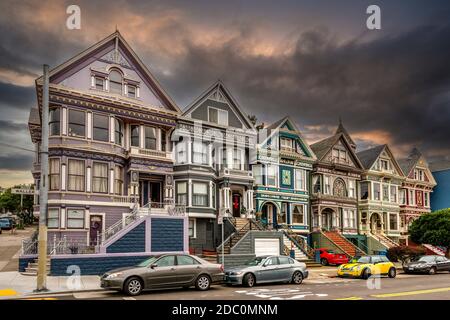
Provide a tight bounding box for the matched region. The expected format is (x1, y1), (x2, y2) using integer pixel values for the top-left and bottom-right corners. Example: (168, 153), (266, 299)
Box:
(36, 64), (49, 292)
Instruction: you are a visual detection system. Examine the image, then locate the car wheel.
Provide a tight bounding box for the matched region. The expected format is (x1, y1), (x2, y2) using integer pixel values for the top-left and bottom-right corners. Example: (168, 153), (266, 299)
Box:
(429, 267), (437, 275)
(388, 267), (396, 278)
(362, 268), (371, 280)
(320, 258), (328, 266)
(291, 271), (303, 284)
(124, 277), (143, 296)
(195, 274), (211, 291)
(243, 273), (255, 287)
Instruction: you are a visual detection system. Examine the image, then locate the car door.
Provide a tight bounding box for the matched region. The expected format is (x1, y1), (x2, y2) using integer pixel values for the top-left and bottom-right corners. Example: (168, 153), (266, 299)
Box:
(435, 256), (450, 271)
(371, 256), (384, 274)
(378, 256), (392, 274)
(257, 257), (282, 283)
(277, 256), (294, 281)
(175, 255), (202, 284)
(144, 255), (177, 288)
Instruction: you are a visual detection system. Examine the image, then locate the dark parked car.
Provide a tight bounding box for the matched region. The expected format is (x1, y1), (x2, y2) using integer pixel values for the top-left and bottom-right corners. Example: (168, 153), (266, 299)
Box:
(403, 255), (450, 275)
(101, 254), (224, 296)
(224, 255), (308, 287)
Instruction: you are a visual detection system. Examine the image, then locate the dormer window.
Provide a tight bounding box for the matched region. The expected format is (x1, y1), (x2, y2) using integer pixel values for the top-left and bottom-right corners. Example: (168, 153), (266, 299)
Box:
(280, 137), (293, 150)
(414, 169), (425, 181)
(208, 107), (228, 126)
(109, 69), (123, 94)
(380, 159), (389, 171)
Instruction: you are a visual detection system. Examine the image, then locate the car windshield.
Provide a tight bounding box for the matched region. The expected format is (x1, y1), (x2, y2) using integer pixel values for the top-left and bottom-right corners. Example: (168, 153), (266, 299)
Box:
(354, 256), (371, 264)
(417, 256), (436, 263)
(136, 256), (159, 267)
(245, 257), (266, 266)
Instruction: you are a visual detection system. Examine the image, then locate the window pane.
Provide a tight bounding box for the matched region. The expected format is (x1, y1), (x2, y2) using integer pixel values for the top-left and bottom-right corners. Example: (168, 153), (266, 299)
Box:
(128, 85), (136, 98)
(177, 255), (199, 266)
(92, 162), (108, 193)
(193, 183), (207, 194)
(95, 77), (104, 90)
(67, 209), (84, 229)
(156, 255), (175, 267)
(49, 108), (60, 136)
(93, 114), (109, 142)
(109, 70), (122, 94)
(131, 125), (140, 147)
(208, 108), (218, 123)
(114, 166), (123, 195)
(68, 110), (85, 137)
(68, 160), (85, 191)
(49, 158), (60, 190)
(114, 119), (123, 145)
(145, 127), (156, 150)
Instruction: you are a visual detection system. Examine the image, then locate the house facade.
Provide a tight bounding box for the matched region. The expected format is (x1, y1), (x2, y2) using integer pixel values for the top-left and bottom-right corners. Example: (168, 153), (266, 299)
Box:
(172, 81), (257, 253)
(252, 117), (317, 235)
(356, 144), (405, 242)
(309, 122), (363, 236)
(27, 31), (188, 265)
(397, 148), (436, 244)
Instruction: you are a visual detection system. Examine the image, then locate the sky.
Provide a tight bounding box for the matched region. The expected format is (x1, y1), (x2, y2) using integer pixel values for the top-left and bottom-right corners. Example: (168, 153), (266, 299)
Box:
(0, 0), (450, 187)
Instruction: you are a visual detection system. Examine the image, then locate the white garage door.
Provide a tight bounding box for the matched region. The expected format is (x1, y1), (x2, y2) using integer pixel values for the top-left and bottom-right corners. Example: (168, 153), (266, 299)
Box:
(254, 238), (280, 256)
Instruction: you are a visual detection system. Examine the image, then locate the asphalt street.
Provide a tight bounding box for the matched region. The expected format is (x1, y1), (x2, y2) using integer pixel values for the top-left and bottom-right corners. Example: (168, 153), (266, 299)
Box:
(23, 272), (450, 301)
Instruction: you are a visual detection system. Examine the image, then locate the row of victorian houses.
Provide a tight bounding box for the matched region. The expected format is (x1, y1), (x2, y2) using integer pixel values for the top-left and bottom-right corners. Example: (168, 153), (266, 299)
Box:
(23, 31), (440, 274)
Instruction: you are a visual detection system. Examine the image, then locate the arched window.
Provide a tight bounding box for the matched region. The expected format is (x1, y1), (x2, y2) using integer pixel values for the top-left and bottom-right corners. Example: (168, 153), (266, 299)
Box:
(333, 178), (347, 197)
(109, 69), (123, 94)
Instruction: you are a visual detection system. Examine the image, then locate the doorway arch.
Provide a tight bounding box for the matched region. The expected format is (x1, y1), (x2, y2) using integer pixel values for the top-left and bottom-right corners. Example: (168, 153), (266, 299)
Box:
(261, 201), (279, 227)
(370, 212), (382, 234)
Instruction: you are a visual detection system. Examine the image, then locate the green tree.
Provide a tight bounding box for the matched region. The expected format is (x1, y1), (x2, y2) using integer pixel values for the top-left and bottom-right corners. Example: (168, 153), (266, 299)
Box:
(409, 209), (450, 257)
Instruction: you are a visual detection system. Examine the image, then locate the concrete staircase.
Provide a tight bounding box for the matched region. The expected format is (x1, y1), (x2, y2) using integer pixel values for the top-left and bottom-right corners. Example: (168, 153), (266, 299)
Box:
(22, 258), (51, 276)
(283, 235), (308, 260)
(323, 231), (365, 257)
(370, 233), (398, 249)
(218, 218), (254, 254)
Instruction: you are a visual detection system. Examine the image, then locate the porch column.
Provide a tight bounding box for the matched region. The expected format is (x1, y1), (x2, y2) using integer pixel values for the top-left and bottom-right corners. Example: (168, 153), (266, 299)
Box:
(188, 180), (192, 207)
(318, 207), (322, 228)
(247, 189), (254, 212)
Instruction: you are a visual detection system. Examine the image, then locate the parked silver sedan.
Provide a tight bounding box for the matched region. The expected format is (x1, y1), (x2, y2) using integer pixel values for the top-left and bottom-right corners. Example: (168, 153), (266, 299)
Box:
(101, 254), (224, 296)
(224, 255), (308, 287)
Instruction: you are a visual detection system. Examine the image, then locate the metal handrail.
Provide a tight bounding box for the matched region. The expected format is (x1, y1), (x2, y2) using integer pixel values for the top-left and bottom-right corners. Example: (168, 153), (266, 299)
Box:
(283, 229), (315, 258)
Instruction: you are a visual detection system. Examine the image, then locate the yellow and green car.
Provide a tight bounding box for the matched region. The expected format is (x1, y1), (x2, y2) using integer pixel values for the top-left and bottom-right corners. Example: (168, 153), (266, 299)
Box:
(337, 255), (397, 279)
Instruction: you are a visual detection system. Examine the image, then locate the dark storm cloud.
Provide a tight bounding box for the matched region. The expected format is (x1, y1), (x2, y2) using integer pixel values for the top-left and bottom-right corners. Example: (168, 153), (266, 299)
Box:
(0, 154), (33, 171)
(0, 120), (28, 131)
(0, 82), (35, 110)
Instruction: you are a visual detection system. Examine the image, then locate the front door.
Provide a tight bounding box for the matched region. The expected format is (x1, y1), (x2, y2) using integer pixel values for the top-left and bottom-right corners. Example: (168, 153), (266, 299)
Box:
(140, 181), (162, 207)
(89, 215), (103, 246)
(232, 193), (241, 217)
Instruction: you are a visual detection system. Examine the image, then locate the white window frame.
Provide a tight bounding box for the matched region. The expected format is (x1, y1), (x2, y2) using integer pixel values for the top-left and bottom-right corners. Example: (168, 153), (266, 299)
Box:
(207, 106), (228, 126)
(266, 164), (278, 187)
(348, 180), (355, 198)
(409, 189), (415, 206)
(295, 169), (306, 191)
(47, 208), (60, 229)
(291, 204), (306, 225)
(280, 137), (293, 150)
(189, 218), (196, 238)
(324, 176), (331, 195)
(373, 182), (381, 201)
(253, 164), (263, 185)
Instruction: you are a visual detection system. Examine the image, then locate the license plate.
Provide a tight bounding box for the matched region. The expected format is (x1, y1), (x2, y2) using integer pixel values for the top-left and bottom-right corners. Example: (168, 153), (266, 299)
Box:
(409, 268), (413, 270)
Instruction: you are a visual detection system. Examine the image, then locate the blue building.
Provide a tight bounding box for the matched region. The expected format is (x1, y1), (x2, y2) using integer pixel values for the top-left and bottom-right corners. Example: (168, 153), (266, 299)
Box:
(430, 161), (450, 211)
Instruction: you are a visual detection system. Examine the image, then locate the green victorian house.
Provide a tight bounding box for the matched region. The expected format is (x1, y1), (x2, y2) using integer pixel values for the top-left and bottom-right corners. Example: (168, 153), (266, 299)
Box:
(252, 117), (317, 235)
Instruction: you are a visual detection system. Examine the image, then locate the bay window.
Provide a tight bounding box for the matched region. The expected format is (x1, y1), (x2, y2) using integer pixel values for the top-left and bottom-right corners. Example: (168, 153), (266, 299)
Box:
(192, 182), (208, 207)
(292, 205), (304, 224)
(348, 180), (355, 198)
(49, 158), (60, 191)
(409, 189), (415, 205)
(192, 141), (208, 164)
(373, 183), (381, 200)
(267, 164), (277, 187)
(176, 181), (187, 205)
(399, 189), (406, 204)
(49, 108), (60, 136)
(93, 114), (109, 142)
(390, 185), (397, 203)
(68, 109), (85, 137)
(295, 169), (306, 190)
(92, 162), (108, 193)
(68, 159), (85, 192)
(389, 214), (398, 230)
(114, 166), (123, 195)
(130, 125), (140, 147)
(47, 208), (59, 229)
(114, 118), (124, 145)
(343, 209), (356, 229)
(67, 209), (85, 229)
(144, 126), (157, 150)
(360, 182), (369, 200)
(176, 140), (187, 164)
(232, 148), (244, 170)
(324, 176), (331, 194)
(253, 165), (263, 185)
(383, 185), (389, 201)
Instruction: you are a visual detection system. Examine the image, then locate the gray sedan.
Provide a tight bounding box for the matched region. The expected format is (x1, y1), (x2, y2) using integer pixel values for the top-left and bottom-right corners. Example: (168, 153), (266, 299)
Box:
(101, 254), (224, 296)
(224, 255), (308, 287)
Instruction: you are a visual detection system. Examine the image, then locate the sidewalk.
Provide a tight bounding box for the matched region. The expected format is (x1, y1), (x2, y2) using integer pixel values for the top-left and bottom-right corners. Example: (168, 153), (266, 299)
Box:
(0, 271), (102, 299)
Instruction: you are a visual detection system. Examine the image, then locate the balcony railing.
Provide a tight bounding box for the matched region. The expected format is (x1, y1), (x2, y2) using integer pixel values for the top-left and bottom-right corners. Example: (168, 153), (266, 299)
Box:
(219, 168), (253, 178)
(129, 146), (173, 160)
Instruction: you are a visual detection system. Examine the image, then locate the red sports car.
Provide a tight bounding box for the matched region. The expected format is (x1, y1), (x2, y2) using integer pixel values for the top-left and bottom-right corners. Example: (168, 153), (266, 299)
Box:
(317, 248), (348, 266)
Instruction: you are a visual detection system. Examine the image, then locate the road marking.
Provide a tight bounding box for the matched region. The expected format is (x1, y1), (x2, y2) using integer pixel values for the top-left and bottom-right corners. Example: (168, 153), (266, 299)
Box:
(235, 288), (328, 300)
(0, 289), (18, 297)
(372, 287), (450, 298)
(335, 296), (363, 300)
(123, 297), (136, 300)
(24, 297), (57, 300)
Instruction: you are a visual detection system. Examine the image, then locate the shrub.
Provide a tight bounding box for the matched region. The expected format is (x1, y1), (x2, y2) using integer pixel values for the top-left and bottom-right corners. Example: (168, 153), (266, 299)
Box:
(387, 245), (426, 265)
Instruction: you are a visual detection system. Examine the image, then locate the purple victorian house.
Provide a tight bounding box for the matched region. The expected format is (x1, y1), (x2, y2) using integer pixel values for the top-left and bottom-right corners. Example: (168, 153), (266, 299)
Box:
(24, 31), (188, 275)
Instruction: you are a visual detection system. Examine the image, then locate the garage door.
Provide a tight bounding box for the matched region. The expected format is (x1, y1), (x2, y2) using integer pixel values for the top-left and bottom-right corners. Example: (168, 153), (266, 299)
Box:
(254, 238), (280, 256)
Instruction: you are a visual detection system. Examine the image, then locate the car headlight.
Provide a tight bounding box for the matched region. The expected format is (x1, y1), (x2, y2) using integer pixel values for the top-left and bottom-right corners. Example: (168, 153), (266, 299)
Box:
(230, 271), (243, 275)
(105, 272), (123, 279)
(352, 265), (361, 271)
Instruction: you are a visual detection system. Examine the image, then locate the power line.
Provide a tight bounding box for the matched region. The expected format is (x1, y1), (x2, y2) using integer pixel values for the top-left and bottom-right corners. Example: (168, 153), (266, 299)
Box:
(0, 142), (35, 153)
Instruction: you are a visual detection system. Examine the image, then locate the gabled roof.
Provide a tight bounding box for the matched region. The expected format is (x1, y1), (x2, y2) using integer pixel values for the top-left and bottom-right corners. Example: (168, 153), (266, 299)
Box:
(35, 30), (180, 113)
(310, 132), (364, 169)
(398, 148), (422, 177)
(356, 144), (386, 169)
(261, 116), (317, 160)
(183, 80), (255, 130)
(356, 144), (405, 176)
